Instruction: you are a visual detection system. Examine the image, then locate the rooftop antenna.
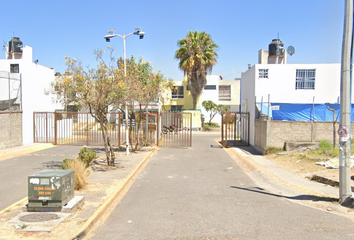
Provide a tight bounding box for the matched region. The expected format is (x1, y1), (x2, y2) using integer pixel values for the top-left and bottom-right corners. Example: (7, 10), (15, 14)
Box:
(11, 32), (14, 59)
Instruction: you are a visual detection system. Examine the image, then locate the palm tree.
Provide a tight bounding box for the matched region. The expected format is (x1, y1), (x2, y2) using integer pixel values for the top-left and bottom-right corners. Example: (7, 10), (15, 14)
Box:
(175, 30), (219, 110)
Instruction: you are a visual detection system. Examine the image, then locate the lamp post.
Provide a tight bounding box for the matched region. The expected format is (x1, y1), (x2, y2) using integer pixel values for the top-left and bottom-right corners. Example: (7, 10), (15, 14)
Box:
(104, 28), (145, 155)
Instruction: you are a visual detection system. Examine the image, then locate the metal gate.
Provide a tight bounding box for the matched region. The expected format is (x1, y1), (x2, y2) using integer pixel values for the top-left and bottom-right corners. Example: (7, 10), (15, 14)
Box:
(221, 112), (249, 147)
(159, 112), (192, 147)
(34, 112), (158, 146)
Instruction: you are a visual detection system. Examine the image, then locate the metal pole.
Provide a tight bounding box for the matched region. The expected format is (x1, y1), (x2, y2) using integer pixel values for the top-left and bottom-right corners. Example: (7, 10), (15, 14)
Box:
(312, 96), (315, 122)
(123, 36), (130, 155)
(8, 72), (10, 110)
(268, 94), (270, 121)
(339, 0), (353, 204)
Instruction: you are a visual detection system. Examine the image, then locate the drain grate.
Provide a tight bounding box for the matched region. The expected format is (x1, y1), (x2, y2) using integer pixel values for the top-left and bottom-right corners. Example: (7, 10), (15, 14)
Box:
(19, 213), (60, 223)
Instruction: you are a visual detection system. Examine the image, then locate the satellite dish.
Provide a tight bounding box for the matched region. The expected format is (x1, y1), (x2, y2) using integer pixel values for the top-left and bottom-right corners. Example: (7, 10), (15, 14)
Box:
(287, 45), (295, 56)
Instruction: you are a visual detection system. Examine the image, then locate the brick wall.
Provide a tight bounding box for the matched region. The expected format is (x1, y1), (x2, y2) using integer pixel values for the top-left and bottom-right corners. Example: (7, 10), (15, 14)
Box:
(254, 120), (349, 153)
(0, 111), (23, 150)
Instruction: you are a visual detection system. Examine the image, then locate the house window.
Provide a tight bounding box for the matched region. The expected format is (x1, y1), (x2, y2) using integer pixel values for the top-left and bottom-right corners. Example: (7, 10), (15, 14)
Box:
(171, 105), (183, 112)
(204, 85), (216, 90)
(219, 85), (231, 99)
(171, 86), (184, 99)
(296, 69), (316, 90)
(10, 64), (19, 73)
(259, 69), (268, 78)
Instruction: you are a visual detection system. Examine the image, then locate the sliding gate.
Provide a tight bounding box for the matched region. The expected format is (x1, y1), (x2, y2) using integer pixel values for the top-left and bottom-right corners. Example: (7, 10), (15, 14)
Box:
(221, 112), (249, 147)
(159, 112), (192, 147)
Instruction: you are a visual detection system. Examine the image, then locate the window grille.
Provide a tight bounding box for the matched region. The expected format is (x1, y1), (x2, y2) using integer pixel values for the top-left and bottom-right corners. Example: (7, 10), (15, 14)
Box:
(10, 64), (19, 73)
(296, 69), (316, 90)
(219, 85), (231, 99)
(259, 69), (268, 78)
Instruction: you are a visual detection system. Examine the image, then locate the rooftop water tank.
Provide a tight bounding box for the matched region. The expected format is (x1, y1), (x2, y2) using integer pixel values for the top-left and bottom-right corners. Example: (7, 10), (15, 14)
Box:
(269, 39), (284, 56)
(9, 37), (23, 53)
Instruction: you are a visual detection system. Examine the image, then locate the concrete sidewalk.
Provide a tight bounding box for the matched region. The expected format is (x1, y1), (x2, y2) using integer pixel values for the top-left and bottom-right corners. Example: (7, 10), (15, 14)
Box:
(228, 146), (340, 198)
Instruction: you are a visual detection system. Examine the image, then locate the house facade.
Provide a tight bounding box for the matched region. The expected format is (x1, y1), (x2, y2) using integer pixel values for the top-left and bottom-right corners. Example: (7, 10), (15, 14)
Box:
(162, 74), (240, 124)
(241, 63), (343, 147)
(0, 37), (62, 147)
(240, 39), (347, 147)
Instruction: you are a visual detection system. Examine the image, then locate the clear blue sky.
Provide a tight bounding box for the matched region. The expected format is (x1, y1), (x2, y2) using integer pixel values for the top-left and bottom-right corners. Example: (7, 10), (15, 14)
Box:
(1, 0), (344, 81)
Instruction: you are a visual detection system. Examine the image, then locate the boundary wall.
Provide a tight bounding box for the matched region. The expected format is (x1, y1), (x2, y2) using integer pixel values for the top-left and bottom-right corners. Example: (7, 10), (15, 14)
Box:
(254, 119), (346, 154)
(0, 111), (22, 150)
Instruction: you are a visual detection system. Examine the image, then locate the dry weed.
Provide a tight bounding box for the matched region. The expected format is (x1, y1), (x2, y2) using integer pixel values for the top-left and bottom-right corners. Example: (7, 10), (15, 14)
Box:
(66, 158), (90, 190)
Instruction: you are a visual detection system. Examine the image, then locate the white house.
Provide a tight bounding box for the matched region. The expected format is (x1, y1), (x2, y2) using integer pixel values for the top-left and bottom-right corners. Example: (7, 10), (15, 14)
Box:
(199, 75), (240, 123)
(0, 37), (63, 145)
(241, 39), (346, 147)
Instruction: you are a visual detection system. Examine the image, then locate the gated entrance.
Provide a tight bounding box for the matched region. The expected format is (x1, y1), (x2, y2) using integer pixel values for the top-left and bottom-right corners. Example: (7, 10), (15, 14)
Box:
(33, 112), (158, 147)
(221, 112), (249, 147)
(159, 112), (192, 147)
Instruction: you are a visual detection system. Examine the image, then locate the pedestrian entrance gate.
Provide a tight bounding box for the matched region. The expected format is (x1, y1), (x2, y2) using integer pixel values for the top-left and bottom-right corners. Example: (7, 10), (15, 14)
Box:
(221, 112), (249, 147)
(159, 112), (192, 147)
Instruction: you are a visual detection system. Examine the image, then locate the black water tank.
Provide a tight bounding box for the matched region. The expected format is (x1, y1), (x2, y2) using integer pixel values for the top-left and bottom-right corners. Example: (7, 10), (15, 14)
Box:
(269, 39), (284, 56)
(8, 37), (23, 53)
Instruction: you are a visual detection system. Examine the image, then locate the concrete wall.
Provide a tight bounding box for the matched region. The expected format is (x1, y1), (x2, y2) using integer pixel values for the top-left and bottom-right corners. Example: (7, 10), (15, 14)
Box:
(254, 119), (346, 153)
(0, 111), (22, 150)
(241, 65), (256, 146)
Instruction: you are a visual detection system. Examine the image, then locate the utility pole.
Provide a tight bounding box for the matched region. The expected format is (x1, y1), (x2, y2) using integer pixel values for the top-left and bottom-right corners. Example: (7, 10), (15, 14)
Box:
(339, 0), (353, 205)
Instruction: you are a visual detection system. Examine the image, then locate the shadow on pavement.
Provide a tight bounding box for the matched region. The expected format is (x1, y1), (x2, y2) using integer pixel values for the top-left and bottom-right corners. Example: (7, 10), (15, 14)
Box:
(230, 186), (339, 203)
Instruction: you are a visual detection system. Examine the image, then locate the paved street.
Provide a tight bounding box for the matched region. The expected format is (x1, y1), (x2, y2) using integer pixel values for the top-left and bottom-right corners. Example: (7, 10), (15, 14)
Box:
(0, 145), (105, 211)
(88, 133), (354, 240)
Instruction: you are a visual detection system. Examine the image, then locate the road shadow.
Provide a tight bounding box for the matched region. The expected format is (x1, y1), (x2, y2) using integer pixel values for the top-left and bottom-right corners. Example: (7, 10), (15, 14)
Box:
(230, 185), (339, 203)
(35, 160), (63, 170)
(217, 142), (263, 156)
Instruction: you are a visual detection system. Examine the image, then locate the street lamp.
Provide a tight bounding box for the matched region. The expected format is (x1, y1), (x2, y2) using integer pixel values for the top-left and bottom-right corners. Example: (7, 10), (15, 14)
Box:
(104, 28), (146, 155)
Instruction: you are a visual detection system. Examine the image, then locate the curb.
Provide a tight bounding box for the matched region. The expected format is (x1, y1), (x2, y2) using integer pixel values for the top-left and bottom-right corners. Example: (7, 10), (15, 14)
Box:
(67, 147), (157, 240)
(310, 174), (354, 192)
(0, 144), (55, 162)
(223, 146), (337, 198)
(0, 197), (27, 216)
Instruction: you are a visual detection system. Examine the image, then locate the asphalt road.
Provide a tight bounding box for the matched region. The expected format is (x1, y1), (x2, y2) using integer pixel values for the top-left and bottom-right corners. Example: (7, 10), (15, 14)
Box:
(88, 133), (354, 240)
(0, 145), (105, 211)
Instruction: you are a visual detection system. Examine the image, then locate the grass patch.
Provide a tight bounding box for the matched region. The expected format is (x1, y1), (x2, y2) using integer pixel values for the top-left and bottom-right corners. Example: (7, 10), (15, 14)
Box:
(311, 140), (339, 158)
(204, 122), (220, 128)
(267, 147), (283, 154)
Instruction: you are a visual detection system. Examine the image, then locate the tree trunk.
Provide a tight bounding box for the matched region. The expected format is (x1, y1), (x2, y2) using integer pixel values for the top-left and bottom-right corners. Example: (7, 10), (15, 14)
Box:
(192, 94), (197, 110)
(133, 104), (143, 151)
(99, 115), (115, 166)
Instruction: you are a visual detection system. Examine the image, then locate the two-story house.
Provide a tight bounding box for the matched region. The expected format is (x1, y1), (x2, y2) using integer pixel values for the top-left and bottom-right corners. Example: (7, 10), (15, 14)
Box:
(163, 74), (240, 124)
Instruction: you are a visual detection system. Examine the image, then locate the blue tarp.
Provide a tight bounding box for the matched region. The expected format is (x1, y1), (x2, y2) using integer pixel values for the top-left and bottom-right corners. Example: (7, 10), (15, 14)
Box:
(259, 103), (354, 122)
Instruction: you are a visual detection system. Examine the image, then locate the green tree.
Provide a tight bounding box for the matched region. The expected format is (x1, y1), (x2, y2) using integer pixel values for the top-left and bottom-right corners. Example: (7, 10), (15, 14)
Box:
(175, 30), (219, 110)
(119, 56), (166, 150)
(202, 100), (229, 124)
(52, 49), (127, 166)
